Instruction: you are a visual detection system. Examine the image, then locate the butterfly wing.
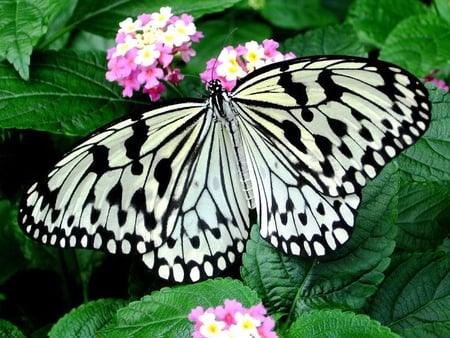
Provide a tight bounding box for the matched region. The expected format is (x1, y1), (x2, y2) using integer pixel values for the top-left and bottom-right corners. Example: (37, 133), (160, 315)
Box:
(19, 100), (249, 282)
(236, 117), (361, 256)
(232, 55), (431, 256)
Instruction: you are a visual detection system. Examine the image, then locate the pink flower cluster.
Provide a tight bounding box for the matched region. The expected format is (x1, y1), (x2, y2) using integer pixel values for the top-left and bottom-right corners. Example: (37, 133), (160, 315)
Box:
(106, 7), (203, 101)
(188, 299), (277, 338)
(200, 39), (296, 91)
(425, 70), (449, 91)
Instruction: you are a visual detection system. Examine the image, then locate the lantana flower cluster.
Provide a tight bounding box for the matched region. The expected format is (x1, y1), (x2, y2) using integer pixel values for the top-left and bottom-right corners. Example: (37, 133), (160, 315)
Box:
(200, 39), (296, 91)
(425, 70), (449, 91)
(188, 299), (277, 338)
(106, 7), (203, 101)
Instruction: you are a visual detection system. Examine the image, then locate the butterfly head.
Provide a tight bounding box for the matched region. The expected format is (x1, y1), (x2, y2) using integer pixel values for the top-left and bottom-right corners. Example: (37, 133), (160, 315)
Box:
(207, 79), (225, 95)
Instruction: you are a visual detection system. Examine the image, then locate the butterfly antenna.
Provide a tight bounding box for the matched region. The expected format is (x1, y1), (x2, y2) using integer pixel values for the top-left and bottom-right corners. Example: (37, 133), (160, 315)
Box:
(210, 27), (238, 81)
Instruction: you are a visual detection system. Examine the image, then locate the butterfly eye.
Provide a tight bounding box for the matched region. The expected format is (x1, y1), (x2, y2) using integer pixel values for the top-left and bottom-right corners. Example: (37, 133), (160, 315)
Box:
(19, 55), (431, 283)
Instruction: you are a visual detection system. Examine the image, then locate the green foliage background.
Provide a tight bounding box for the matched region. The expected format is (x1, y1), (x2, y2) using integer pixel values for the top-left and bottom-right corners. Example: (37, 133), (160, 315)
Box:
(0, 0), (449, 337)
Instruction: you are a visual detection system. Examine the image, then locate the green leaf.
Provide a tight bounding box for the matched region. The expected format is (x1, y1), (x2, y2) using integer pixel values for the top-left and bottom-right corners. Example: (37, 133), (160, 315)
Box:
(70, 0), (241, 39)
(69, 31), (113, 52)
(369, 253), (450, 337)
(397, 84), (450, 182)
(439, 237), (450, 253)
(434, 0), (450, 23)
(0, 0), (64, 79)
(0, 319), (26, 338)
(260, 0), (337, 29)
(347, 0), (428, 47)
(396, 181), (450, 251)
(285, 309), (400, 338)
(40, 0), (79, 50)
(322, 0), (354, 20)
(48, 298), (127, 338)
(99, 278), (261, 337)
(0, 50), (147, 136)
(241, 164), (398, 319)
(379, 14), (450, 76)
(283, 24), (366, 57)
(0, 200), (27, 284)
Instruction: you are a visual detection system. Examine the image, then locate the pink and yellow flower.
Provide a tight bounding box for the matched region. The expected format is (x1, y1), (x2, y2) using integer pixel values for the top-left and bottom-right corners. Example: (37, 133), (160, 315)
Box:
(188, 299), (277, 338)
(106, 6), (203, 101)
(200, 39), (296, 91)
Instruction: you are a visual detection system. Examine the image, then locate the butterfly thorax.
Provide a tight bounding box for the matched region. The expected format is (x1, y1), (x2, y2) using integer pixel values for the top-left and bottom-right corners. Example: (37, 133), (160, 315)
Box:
(207, 79), (236, 122)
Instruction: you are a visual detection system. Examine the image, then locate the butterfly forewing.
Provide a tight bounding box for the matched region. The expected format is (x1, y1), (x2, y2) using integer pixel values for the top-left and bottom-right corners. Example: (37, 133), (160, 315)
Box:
(232, 56), (430, 195)
(19, 55), (431, 282)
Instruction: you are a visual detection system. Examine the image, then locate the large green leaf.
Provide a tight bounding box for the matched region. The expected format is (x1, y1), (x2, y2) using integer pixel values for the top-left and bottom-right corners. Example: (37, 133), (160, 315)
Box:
(397, 85), (450, 182)
(98, 278), (261, 337)
(49, 298), (127, 338)
(284, 24), (366, 57)
(369, 253), (450, 337)
(396, 181), (450, 251)
(394, 84), (450, 250)
(69, 0), (241, 38)
(347, 0), (428, 47)
(285, 309), (400, 338)
(0, 50), (147, 136)
(0, 0), (65, 79)
(379, 14), (450, 76)
(260, 0), (337, 29)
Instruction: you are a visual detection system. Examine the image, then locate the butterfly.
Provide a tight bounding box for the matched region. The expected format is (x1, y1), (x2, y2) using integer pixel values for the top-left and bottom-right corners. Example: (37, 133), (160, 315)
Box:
(18, 55), (431, 283)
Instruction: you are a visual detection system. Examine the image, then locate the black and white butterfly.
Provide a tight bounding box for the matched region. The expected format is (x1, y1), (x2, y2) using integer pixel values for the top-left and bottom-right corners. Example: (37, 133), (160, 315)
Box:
(18, 55), (431, 283)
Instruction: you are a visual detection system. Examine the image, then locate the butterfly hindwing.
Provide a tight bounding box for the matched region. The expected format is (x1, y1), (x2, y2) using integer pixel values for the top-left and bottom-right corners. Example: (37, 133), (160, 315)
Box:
(19, 100), (249, 282)
(237, 116), (361, 256)
(141, 113), (250, 282)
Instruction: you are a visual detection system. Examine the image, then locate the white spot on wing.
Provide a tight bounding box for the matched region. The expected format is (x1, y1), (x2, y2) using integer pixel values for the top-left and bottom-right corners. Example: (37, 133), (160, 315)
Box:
(385, 146), (396, 158)
(204, 261), (213, 276)
(173, 263), (184, 282)
(121, 239), (131, 254)
(93, 233), (102, 249)
(364, 164), (376, 178)
(217, 256), (226, 271)
(158, 265), (170, 280)
(334, 228), (350, 244)
(190, 266), (200, 282)
(107, 239), (116, 253)
(290, 242), (300, 255)
(137, 241), (147, 254)
(313, 241), (325, 256)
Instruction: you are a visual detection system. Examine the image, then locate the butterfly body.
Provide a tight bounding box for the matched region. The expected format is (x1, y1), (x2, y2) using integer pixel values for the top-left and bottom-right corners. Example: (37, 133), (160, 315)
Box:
(19, 56), (431, 282)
